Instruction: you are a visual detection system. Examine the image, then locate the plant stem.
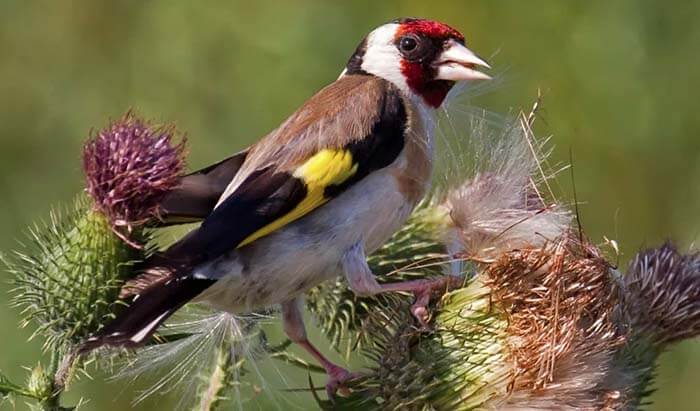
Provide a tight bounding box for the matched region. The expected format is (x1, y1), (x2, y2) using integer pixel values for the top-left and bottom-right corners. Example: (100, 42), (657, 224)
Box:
(38, 350), (62, 410)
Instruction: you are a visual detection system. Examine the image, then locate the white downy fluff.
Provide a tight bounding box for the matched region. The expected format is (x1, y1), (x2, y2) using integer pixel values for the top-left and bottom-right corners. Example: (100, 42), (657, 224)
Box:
(437, 89), (572, 260)
(111, 307), (278, 410)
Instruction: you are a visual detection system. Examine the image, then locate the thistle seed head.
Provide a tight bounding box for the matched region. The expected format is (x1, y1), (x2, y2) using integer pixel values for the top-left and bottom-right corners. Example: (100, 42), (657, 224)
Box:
(482, 234), (624, 409)
(439, 112), (572, 261)
(445, 173), (571, 261)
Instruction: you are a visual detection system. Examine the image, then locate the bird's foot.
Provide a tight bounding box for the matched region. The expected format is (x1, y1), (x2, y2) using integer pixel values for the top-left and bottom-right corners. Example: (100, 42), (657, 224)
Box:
(381, 275), (464, 329)
(412, 275), (464, 328)
(342, 243), (465, 328)
(324, 364), (363, 399)
(292, 337), (363, 399)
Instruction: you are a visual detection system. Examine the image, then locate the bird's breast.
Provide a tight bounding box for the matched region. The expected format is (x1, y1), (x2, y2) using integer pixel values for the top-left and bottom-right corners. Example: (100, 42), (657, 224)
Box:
(392, 96), (435, 203)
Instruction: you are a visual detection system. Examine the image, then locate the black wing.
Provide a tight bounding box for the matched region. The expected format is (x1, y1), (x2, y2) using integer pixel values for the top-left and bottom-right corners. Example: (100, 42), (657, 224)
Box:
(155, 149), (249, 225)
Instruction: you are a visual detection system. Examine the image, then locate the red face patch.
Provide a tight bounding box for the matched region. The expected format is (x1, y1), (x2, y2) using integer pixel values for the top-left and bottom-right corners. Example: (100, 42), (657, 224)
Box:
(395, 18), (465, 43)
(393, 19), (465, 107)
(401, 60), (454, 108)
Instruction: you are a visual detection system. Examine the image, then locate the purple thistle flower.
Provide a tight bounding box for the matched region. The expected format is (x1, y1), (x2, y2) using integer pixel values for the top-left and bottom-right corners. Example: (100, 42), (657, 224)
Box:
(83, 111), (187, 242)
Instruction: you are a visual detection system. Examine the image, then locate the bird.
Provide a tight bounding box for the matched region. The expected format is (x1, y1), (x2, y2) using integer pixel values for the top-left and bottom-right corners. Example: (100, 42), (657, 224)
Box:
(83, 17), (491, 395)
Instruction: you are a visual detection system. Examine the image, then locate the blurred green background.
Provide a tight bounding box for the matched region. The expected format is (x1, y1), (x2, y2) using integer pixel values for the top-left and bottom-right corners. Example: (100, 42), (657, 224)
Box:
(1, 0), (698, 409)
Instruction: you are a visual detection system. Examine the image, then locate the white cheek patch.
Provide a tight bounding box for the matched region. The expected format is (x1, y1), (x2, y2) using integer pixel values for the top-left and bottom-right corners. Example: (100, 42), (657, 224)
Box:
(360, 24), (410, 94)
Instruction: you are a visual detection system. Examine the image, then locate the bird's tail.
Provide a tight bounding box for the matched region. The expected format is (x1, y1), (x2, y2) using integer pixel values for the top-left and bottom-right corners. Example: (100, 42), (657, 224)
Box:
(80, 275), (215, 352)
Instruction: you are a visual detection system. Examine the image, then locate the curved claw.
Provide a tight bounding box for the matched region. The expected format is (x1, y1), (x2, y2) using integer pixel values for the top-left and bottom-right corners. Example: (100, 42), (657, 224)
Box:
(408, 276), (464, 329)
(411, 304), (431, 329)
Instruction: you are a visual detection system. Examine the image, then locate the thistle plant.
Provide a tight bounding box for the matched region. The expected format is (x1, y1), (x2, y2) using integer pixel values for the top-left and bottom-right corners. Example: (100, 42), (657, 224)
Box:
(1, 112), (184, 409)
(1, 197), (150, 409)
(607, 244), (700, 409)
(2, 106), (698, 411)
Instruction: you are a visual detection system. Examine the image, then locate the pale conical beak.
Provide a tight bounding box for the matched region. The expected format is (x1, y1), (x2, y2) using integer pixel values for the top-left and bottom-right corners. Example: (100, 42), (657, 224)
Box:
(434, 40), (491, 81)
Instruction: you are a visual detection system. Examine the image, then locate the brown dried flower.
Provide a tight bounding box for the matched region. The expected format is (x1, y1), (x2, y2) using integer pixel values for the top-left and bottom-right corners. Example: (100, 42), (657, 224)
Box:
(481, 234), (624, 409)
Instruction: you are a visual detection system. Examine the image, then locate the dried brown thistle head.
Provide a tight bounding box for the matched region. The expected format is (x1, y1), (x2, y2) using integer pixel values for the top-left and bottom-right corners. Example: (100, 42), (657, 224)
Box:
(482, 233), (624, 409)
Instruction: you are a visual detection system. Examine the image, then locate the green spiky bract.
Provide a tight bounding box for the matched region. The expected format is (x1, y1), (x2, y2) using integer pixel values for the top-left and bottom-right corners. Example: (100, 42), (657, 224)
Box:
(5, 195), (149, 351)
(312, 277), (510, 411)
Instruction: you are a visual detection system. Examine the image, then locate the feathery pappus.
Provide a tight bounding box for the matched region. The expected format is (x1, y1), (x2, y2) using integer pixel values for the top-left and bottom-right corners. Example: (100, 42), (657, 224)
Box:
(82, 17), (491, 395)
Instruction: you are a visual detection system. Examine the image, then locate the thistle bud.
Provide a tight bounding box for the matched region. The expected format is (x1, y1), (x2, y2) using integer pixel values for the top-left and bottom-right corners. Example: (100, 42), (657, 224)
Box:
(604, 244), (700, 409)
(623, 243), (700, 345)
(82, 111), (187, 239)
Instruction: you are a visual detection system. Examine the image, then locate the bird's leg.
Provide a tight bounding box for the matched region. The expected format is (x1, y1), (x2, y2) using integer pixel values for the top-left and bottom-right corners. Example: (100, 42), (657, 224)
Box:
(342, 242), (462, 328)
(280, 299), (360, 398)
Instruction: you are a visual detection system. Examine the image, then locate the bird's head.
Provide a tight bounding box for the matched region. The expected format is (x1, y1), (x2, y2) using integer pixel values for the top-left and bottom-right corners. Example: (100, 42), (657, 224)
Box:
(345, 18), (491, 108)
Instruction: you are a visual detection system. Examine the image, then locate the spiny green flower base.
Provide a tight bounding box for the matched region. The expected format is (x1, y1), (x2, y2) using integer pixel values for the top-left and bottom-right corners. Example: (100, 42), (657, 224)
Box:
(4, 196), (149, 351)
(313, 279), (509, 410)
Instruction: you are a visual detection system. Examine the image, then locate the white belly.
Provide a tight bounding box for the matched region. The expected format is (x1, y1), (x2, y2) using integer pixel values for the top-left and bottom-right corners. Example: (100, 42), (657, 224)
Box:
(193, 169), (416, 313)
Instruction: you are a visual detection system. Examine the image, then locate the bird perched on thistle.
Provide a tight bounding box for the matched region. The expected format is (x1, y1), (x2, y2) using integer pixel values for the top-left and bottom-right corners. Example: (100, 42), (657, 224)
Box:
(83, 17), (491, 395)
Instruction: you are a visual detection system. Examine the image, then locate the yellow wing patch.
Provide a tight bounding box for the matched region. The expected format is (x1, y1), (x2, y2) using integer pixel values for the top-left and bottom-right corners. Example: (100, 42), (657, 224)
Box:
(237, 149), (358, 247)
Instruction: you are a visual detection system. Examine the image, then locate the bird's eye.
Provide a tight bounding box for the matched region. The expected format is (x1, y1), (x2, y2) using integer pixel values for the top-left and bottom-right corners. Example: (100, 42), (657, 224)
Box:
(399, 36), (418, 52)
(397, 34), (432, 62)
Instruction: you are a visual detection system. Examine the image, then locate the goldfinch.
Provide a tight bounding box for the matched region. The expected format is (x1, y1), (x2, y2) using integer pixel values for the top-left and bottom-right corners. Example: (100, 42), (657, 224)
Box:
(84, 17), (490, 394)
